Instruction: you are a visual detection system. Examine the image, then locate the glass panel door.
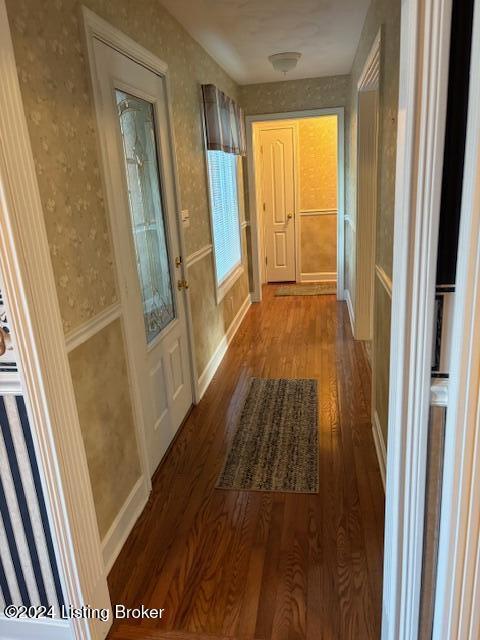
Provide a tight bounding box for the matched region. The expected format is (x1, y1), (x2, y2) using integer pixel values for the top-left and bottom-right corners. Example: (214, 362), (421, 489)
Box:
(116, 90), (175, 343)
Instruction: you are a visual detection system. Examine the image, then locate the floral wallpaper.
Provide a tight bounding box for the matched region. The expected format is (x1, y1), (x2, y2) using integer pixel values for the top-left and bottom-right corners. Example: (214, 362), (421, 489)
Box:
(5, 0), (249, 537)
(6, 0), (240, 334)
(239, 75), (350, 117)
(298, 116), (338, 211)
(345, 0), (401, 444)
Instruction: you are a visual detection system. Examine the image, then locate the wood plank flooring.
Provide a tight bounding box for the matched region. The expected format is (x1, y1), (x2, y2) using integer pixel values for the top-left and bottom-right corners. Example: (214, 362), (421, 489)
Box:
(107, 286), (384, 640)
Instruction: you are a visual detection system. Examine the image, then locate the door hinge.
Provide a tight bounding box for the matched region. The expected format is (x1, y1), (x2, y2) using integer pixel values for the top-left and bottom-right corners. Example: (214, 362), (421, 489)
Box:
(263, 202), (266, 212)
(175, 256), (182, 268)
(177, 279), (189, 291)
(265, 255), (268, 266)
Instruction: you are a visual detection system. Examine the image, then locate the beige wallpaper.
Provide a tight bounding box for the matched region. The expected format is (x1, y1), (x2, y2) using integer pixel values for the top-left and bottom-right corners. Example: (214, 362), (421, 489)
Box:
(68, 319), (140, 538)
(298, 116), (337, 275)
(298, 116), (337, 211)
(301, 216), (337, 275)
(6, 0), (249, 536)
(239, 75), (350, 116)
(346, 0), (401, 445)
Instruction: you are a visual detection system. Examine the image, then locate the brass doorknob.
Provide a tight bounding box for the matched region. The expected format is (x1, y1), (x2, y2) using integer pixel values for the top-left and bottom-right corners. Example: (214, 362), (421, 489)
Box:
(177, 279), (189, 291)
(287, 213), (293, 219)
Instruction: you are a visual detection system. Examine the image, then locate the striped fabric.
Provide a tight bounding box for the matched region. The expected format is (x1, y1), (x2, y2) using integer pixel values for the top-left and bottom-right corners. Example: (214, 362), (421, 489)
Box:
(0, 395), (64, 610)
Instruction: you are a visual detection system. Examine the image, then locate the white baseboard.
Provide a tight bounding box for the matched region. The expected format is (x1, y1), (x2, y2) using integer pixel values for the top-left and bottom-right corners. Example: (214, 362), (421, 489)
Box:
(0, 617), (71, 639)
(345, 289), (355, 335)
(101, 476), (149, 573)
(197, 294), (251, 401)
(372, 411), (387, 491)
(300, 271), (337, 282)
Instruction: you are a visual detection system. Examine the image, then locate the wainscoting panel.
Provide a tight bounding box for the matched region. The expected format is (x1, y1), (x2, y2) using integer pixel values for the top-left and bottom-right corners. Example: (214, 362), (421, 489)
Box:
(0, 394), (64, 610)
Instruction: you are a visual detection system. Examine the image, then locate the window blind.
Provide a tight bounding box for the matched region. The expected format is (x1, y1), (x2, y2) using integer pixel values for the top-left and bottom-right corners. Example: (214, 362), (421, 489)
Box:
(207, 150), (242, 284)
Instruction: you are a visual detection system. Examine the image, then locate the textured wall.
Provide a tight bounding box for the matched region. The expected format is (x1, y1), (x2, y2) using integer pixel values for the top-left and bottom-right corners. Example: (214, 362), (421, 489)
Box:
(346, 0), (401, 443)
(298, 116), (338, 211)
(6, 0), (249, 536)
(68, 320), (141, 538)
(300, 216), (337, 275)
(298, 116), (337, 275)
(239, 75), (350, 116)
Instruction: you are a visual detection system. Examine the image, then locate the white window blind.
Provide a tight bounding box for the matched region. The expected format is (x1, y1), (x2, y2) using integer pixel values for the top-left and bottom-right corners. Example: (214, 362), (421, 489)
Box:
(207, 150), (242, 285)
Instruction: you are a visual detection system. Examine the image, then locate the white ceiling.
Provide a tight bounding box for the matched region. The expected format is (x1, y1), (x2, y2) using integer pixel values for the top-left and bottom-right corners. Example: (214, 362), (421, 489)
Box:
(160, 0), (371, 85)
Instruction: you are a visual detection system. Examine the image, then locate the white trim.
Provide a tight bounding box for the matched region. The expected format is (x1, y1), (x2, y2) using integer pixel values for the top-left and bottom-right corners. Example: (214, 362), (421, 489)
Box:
(375, 264), (393, 298)
(354, 37), (381, 342)
(197, 294), (251, 401)
(358, 29), (382, 91)
(101, 476), (149, 573)
(299, 208), (337, 216)
(433, 2), (480, 637)
(372, 410), (387, 491)
(0, 2), (112, 638)
(81, 7), (168, 75)
(344, 214), (356, 232)
(0, 372), (22, 395)
(246, 107), (345, 303)
(430, 379), (449, 408)
(0, 617), (71, 640)
(382, 0), (451, 637)
(300, 272), (336, 282)
(216, 263), (244, 305)
(65, 302), (122, 353)
(345, 289), (355, 336)
(185, 244), (213, 268)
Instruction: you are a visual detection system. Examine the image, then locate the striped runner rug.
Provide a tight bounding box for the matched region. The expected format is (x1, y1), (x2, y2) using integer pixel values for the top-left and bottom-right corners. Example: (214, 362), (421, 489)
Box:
(217, 378), (318, 493)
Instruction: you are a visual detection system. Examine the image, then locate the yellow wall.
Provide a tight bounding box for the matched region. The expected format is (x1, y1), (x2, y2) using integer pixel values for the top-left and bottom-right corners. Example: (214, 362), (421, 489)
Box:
(5, 0), (249, 538)
(298, 116), (337, 211)
(298, 116), (337, 276)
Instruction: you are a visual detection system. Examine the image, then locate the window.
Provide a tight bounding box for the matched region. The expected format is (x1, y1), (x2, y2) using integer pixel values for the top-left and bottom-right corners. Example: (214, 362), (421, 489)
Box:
(206, 150), (243, 298)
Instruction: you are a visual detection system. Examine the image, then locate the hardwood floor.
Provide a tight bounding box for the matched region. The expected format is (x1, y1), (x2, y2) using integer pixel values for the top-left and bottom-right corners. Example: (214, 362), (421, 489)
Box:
(107, 286), (385, 640)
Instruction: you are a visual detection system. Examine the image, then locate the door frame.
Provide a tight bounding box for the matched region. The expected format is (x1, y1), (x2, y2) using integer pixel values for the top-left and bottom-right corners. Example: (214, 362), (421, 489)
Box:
(81, 7), (199, 486)
(246, 107), (345, 302)
(354, 30), (380, 342)
(432, 0), (480, 636)
(382, 0), (452, 636)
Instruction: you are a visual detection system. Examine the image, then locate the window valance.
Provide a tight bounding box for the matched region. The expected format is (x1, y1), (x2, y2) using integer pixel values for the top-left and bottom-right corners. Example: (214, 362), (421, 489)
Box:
(201, 84), (246, 156)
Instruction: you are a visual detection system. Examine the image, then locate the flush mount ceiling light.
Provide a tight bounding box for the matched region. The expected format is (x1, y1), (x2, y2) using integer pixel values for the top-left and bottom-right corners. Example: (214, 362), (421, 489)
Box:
(268, 52), (302, 76)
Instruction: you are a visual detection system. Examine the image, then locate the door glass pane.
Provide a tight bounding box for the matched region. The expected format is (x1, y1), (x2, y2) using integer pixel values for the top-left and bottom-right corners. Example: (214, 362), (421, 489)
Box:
(116, 90), (175, 343)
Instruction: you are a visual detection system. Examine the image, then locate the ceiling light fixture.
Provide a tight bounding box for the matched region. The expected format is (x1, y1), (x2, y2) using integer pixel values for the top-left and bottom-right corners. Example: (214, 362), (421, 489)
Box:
(268, 52), (302, 76)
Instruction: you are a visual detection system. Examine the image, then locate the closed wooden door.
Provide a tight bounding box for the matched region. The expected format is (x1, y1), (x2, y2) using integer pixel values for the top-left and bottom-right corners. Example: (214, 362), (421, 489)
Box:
(92, 39), (193, 476)
(260, 127), (296, 282)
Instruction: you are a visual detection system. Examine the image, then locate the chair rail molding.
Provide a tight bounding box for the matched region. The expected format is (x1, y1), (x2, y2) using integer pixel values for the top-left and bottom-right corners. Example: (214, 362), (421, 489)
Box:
(185, 243), (213, 268)
(0, 1), (111, 638)
(65, 302), (122, 353)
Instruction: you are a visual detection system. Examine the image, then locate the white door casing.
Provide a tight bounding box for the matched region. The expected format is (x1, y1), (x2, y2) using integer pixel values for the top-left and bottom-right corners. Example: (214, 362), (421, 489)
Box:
(259, 126), (297, 282)
(91, 39), (193, 476)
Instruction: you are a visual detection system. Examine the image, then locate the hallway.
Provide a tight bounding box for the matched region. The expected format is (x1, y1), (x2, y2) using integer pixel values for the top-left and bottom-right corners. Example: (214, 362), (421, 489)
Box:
(107, 286), (384, 640)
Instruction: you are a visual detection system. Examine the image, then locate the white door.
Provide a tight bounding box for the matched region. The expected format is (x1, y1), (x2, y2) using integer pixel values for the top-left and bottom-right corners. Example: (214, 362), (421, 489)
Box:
(92, 39), (193, 476)
(259, 126), (296, 282)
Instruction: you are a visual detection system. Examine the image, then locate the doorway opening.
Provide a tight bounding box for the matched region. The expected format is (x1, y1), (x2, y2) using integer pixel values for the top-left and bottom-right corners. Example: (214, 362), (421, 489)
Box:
(247, 109), (345, 302)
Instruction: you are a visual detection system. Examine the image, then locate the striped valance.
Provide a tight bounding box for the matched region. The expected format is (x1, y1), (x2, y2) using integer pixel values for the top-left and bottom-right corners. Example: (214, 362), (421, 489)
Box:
(202, 84), (246, 156)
